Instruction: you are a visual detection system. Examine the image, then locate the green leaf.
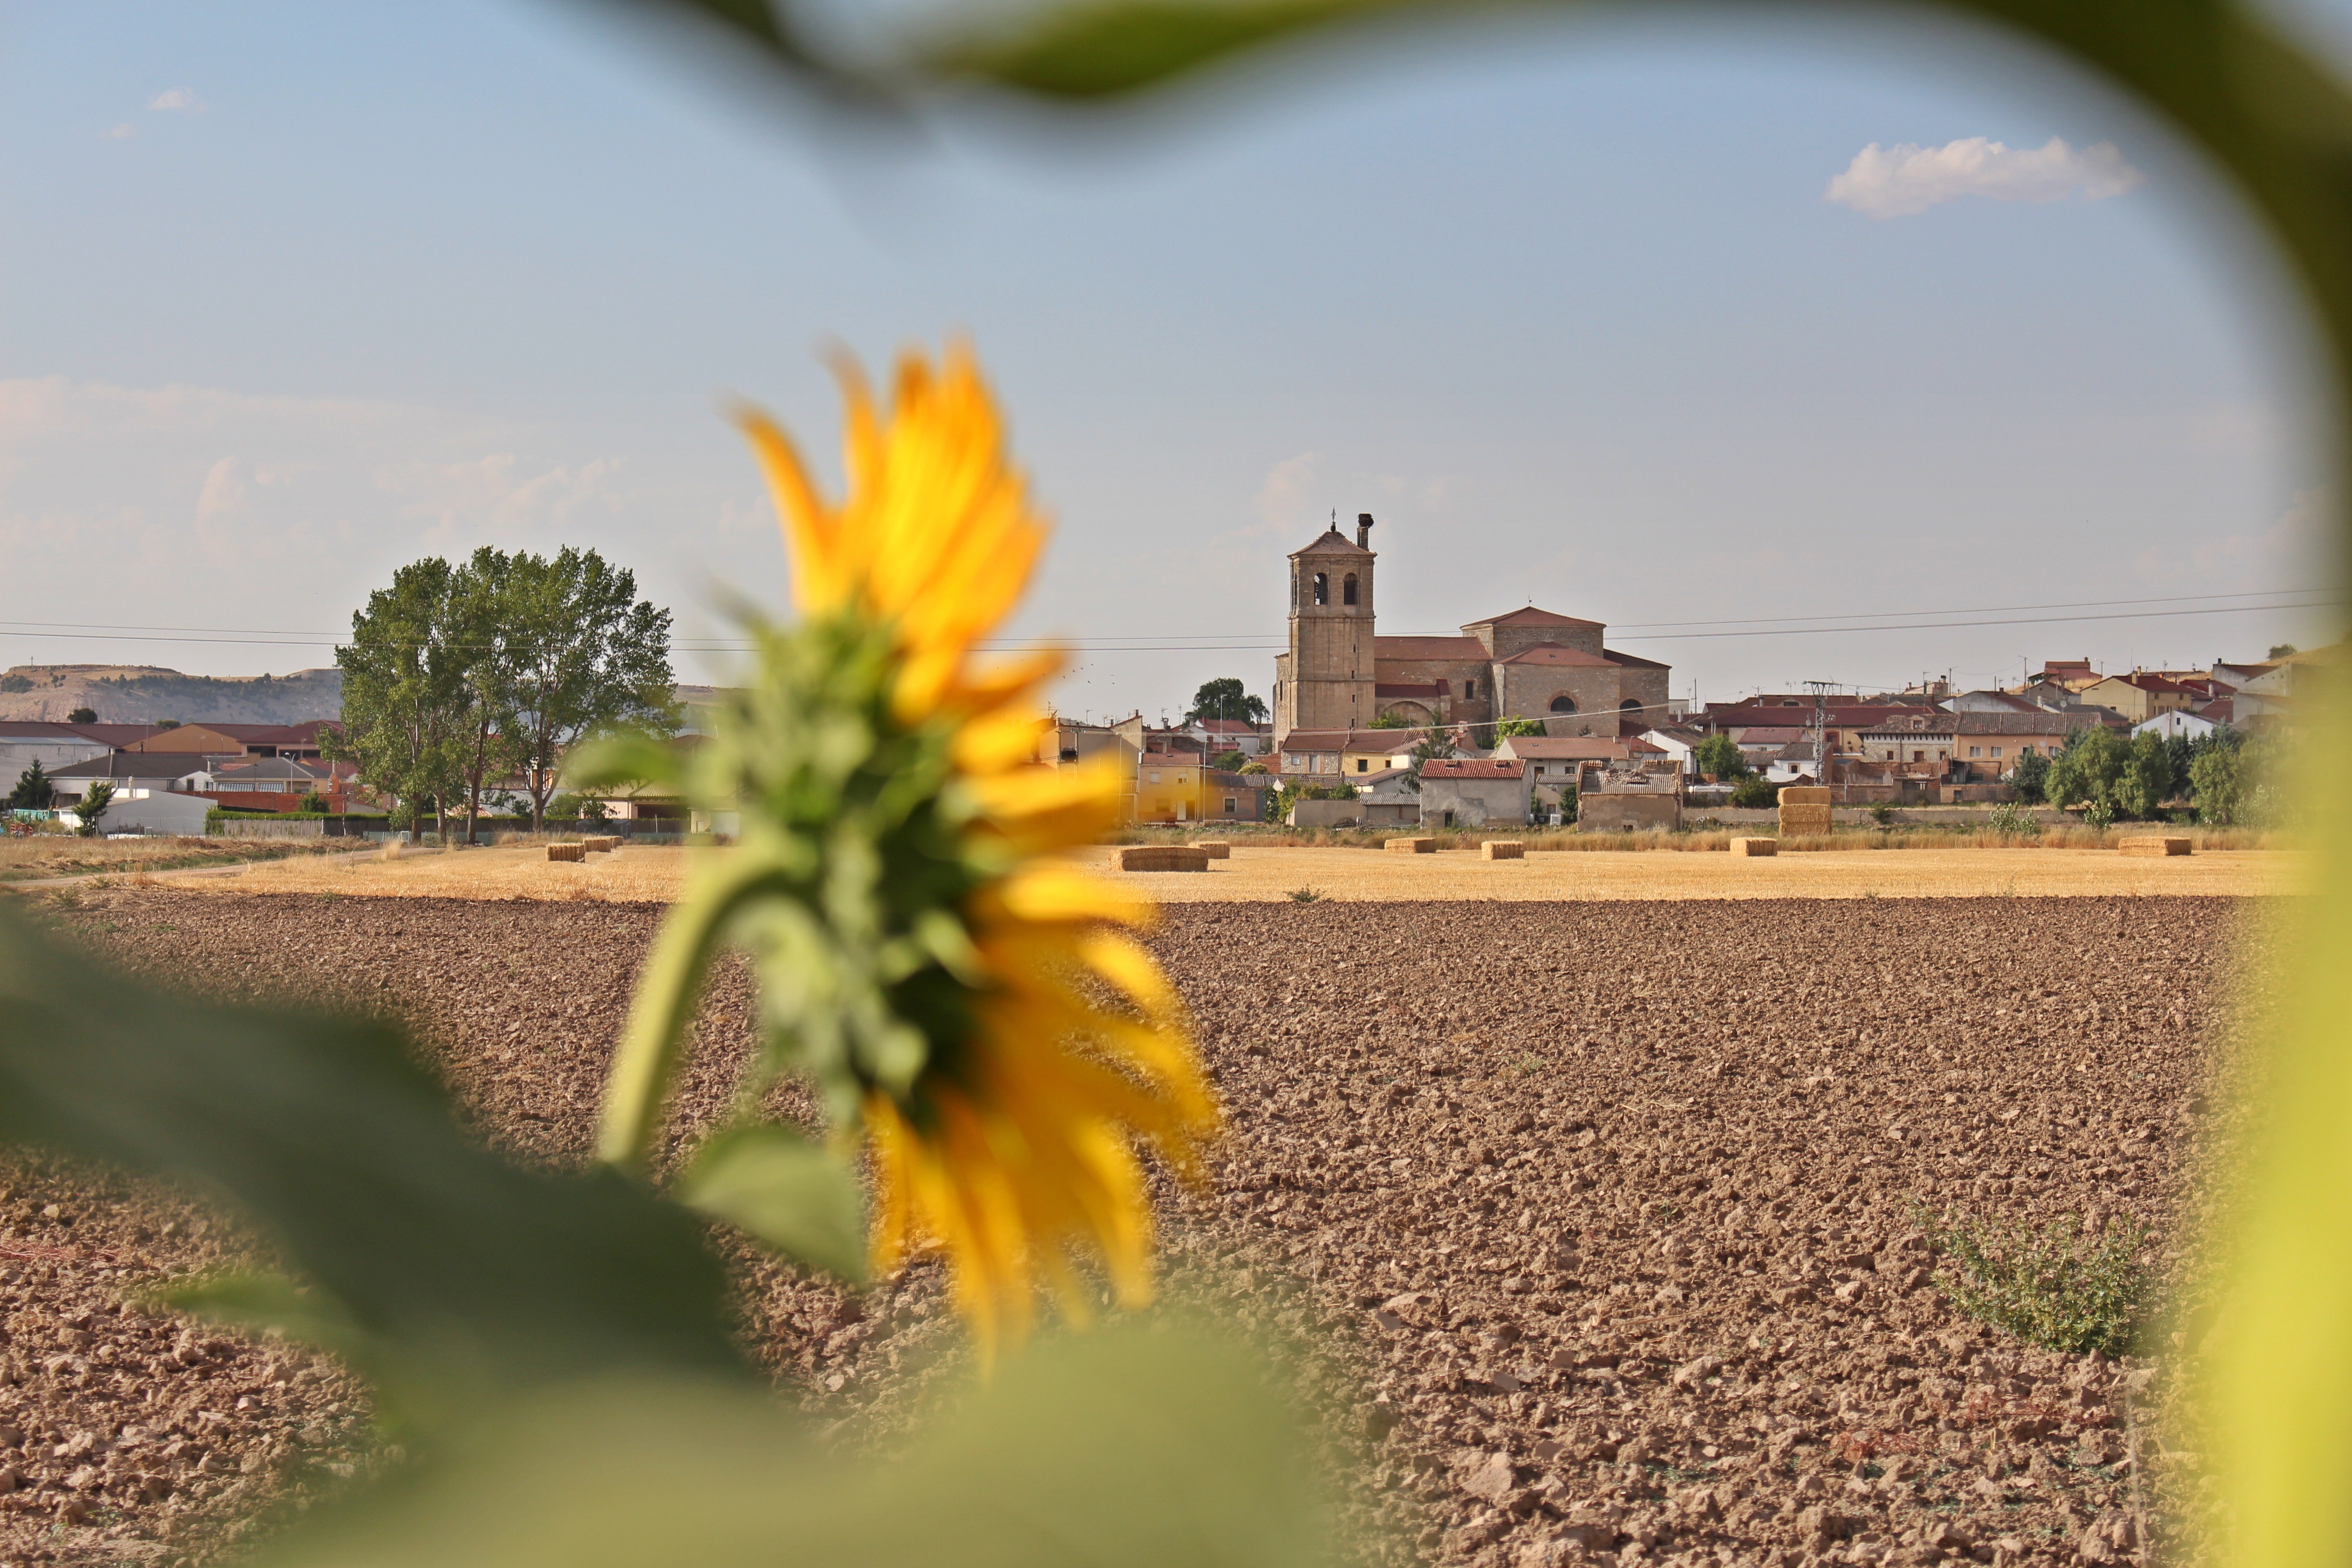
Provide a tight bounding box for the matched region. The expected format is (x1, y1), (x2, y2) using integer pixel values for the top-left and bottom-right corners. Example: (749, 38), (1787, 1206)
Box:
(678, 1124), (868, 1281)
(0, 903), (748, 1427)
(564, 729), (686, 794)
(931, 0), (1396, 99)
(151, 1270), (365, 1358)
(247, 1323), (1324, 1568)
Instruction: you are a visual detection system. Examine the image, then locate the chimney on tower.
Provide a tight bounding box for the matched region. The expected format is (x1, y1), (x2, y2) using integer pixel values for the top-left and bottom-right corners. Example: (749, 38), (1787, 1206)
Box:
(1356, 512), (1374, 549)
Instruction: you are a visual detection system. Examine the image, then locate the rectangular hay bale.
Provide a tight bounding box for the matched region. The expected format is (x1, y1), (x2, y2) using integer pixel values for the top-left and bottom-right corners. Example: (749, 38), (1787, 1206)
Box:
(1776, 786), (1832, 806)
(1778, 804), (1833, 835)
(1480, 840), (1525, 860)
(1730, 836), (1778, 858)
(547, 842), (586, 863)
(585, 835), (619, 853)
(1386, 837), (1436, 854)
(1194, 841), (1232, 859)
(1114, 846), (1211, 872)
(2119, 836), (2192, 858)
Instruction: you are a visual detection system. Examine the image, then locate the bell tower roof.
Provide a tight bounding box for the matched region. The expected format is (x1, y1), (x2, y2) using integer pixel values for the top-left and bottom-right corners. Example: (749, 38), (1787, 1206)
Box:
(1290, 526), (1373, 558)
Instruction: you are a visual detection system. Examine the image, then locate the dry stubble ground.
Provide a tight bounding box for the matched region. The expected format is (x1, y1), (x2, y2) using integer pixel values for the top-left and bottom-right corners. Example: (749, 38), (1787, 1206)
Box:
(0, 884), (2268, 1568)
(154, 842), (2298, 904)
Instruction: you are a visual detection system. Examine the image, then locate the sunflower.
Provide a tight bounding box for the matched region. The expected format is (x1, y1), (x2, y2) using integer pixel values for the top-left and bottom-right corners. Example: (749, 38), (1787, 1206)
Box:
(587, 345), (1218, 1360)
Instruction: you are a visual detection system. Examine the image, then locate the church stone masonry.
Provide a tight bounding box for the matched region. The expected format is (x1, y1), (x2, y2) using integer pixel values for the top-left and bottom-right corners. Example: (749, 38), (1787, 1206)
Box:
(1271, 514), (1672, 748)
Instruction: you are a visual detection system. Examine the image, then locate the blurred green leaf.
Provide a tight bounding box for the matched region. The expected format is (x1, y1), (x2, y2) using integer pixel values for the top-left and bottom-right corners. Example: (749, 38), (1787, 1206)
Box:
(0, 902), (747, 1427)
(678, 1123), (869, 1281)
(250, 1323), (1326, 1568)
(153, 1270), (365, 1359)
(931, 0), (1396, 98)
(565, 728), (686, 794)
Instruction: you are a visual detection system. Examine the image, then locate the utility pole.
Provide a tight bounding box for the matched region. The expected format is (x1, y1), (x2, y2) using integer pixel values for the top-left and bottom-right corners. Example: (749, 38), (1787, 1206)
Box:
(1804, 679), (1835, 784)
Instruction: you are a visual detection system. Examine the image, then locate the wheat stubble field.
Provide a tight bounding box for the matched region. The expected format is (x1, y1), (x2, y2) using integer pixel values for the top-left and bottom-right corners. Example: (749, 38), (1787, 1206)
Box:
(0, 877), (2268, 1568)
(147, 840), (2299, 905)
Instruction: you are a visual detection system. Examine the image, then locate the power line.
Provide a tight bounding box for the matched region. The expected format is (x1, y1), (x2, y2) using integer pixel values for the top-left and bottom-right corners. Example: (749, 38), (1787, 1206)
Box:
(0, 585), (2334, 655)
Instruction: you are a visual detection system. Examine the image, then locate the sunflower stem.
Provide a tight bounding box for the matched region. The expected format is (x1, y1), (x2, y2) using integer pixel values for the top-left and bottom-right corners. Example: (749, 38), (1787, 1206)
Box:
(597, 855), (779, 1168)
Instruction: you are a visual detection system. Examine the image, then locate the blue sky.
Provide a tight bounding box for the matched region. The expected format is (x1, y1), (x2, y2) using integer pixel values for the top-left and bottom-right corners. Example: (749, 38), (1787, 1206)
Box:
(0, 0), (2338, 720)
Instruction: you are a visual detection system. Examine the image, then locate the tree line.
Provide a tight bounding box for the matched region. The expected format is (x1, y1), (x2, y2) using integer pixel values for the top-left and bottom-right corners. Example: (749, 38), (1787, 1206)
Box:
(328, 547), (677, 841)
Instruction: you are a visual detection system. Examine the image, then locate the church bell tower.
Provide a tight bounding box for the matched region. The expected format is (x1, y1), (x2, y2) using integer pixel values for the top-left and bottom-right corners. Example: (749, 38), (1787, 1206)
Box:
(1273, 513), (1377, 741)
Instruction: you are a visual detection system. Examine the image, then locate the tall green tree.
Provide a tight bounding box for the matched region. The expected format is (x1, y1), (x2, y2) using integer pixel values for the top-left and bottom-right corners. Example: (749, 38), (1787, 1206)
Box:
(329, 557), (470, 837)
(2113, 730), (2177, 820)
(500, 548), (677, 831)
(2044, 726), (2124, 813)
(74, 781), (113, 838)
(2192, 743), (2250, 825)
(1184, 678), (1265, 728)
(449, 549), (527, 846)
(2008, 750), (2051, 804)
(7, 760), (55, 810)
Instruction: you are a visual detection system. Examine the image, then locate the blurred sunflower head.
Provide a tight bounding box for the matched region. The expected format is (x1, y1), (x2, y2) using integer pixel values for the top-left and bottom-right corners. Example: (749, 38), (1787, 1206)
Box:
(592, 345), (1217, 1360)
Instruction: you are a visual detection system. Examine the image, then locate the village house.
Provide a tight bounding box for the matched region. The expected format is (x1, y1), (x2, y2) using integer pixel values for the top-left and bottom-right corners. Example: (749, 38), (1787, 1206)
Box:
(1493, 734), (1641, 813)
(2075, 672), (2199, 725)
(1415, 758), (1531, 828)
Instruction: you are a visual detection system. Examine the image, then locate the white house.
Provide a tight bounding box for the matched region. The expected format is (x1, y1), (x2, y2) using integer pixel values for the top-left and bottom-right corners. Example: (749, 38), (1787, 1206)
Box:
(2134, 710), (2221, 742)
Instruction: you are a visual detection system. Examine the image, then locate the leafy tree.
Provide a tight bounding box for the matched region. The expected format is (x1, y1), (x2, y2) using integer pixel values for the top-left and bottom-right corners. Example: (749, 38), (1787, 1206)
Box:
(65, 707), (95, 724)
(2009, 750), (2051, 804)
(448, 549), (527, 846)
(329, 557), (469, 838)
(1184, 678), (1265, 727)
(75, 780), (114, 838)
(2112, 730), (2176, 820)
(1731, 774), (1778, 808)
(1692, 733), (1749, 780)
(1492, 716), (1546, 739)
(1210, 749), (1248, 772)
(1367, 712), (1412, 729)
(1236, 761), (1268, 776)
(2269, 643), (2299, 660)
(2045, 726), (2125, 812)
(2191, 743), (2249, 824)
(7, 760), (55, 810)
(500, 548), (677, 831)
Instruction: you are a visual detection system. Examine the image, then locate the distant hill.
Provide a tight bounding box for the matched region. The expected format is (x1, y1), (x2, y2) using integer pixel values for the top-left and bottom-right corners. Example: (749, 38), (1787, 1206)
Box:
(1, 665), (729, 730)
(0, 665), (343, 725)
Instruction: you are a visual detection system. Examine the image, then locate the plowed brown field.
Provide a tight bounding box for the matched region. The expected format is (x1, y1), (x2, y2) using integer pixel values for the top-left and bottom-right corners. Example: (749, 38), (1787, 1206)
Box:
(3, 886), (2259, 1568)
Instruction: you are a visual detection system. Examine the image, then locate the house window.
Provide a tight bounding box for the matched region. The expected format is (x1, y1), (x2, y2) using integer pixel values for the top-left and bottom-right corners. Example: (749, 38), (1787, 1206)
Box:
(1912, 751), (1925, 762)
(1313, 572), (1328, 606)
(1969, 746), (1982, 758)
(1991, 746), (2003, 758)
(1465, 679), (1477, 698)
(1148, 770), (1161, 785)
(1550, 695), (1577, 713)
(1224, 797), (1236, 813)
(1342, 573), (1358, 606)
(1356, 757), (1368, 772)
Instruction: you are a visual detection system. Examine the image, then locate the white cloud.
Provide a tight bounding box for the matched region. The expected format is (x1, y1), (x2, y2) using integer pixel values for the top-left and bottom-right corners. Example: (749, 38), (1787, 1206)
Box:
(147, 87), (201, 113)
(1825, 136), (2142, 218)
(101, 123), (136, 141)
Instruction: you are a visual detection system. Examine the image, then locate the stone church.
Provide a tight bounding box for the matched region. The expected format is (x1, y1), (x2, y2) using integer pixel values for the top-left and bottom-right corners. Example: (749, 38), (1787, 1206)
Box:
(1270, 514), (1672, 745)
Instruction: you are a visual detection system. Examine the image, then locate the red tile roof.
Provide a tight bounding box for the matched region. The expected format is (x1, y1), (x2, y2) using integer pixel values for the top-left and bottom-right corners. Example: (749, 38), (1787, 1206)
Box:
(1497, 737), (1630, 759)
(1602, 647), (1670, 670)
(1421, 759), (1525, 779)
(1465, 607), (1604, 630)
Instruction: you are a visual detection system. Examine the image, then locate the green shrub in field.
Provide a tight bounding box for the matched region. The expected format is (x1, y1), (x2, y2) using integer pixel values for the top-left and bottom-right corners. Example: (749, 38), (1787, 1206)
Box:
(1924, 1209), (2151, 1357)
